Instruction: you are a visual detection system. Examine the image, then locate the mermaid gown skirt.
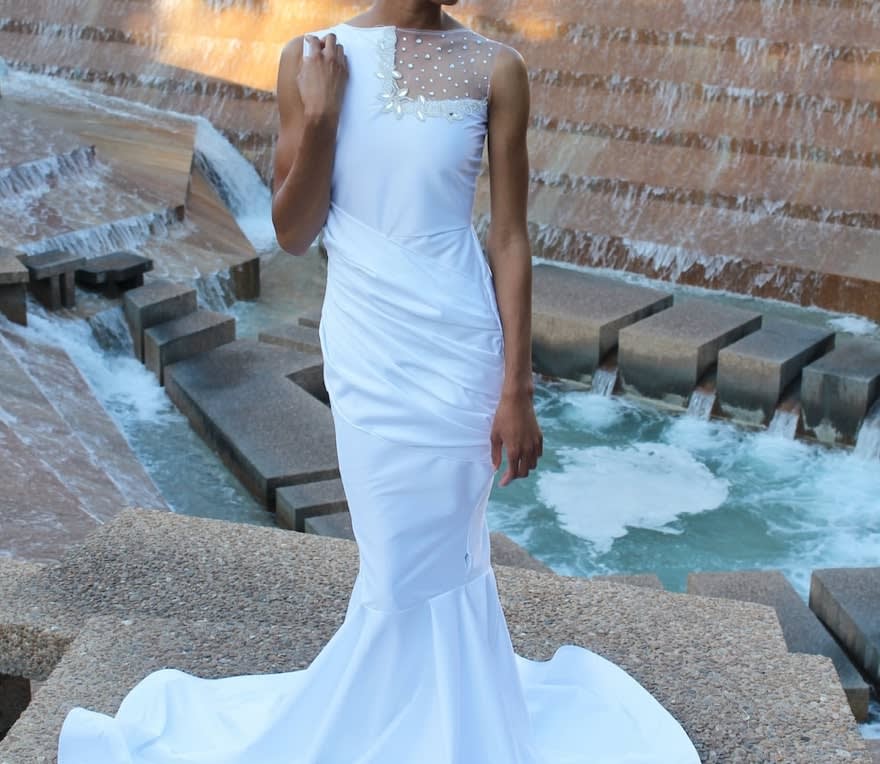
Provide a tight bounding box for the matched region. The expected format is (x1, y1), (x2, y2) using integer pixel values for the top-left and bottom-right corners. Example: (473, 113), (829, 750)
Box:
(57, 21), (701, 764)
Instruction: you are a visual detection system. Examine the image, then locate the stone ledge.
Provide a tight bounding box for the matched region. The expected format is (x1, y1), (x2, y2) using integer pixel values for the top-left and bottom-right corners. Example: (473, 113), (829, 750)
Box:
(0, 510), (870, 762)
(618, 298), (763, 404)
(689, 570), (870, 721)
(531, 263), (672, 379)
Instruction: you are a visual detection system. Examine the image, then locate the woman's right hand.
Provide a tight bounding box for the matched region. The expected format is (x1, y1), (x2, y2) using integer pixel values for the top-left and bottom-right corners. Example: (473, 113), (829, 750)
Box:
(297, 33), (349, 122)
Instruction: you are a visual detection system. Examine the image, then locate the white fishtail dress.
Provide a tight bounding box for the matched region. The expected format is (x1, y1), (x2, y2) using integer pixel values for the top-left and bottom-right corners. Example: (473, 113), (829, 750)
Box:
(57, 23), (702, 764)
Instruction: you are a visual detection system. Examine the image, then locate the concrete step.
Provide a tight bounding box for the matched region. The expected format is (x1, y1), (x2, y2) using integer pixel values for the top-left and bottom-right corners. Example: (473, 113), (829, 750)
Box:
(123, 278), (197, 362)
(0, 329), (168, 514)
(0, 331), (138, 530)
(258, 322), (321, 355)
(74, 250), (153, 297)
(528, 84), (880, 169)
(0, 249), (29, 326)
(589, 574), (664, 590)
(144, 308), (235, 385)
(617, 298), (762, 404)
(716, 318), (836, 425)
(0, 509), (870, 762)
(163, 339), (336, 507)
(276, 478), (347, 532)
(688, 570), (870, 722)
(801, 338), (880, 444)
(810, 567), (880, 687)
(531, 262), (672, 379)
(524, 128), (880, 227)
(473, 179), (880, 321)
(473, 0), (880, 51)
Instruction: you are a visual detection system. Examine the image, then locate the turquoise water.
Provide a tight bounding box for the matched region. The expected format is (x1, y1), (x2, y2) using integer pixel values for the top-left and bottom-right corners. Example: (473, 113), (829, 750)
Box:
(488, 378), (880, 598)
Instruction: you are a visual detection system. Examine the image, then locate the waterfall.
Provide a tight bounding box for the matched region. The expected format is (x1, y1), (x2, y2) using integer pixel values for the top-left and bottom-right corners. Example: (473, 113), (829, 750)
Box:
(768, 408), (800, 440)
(87, 306), (135, 355)
(854, 402), (880, 461)
(0, 146), (96, 199)
(591, 367), (618, 396)
(193, 118), (277, 253)
(687, 389), (716, 420)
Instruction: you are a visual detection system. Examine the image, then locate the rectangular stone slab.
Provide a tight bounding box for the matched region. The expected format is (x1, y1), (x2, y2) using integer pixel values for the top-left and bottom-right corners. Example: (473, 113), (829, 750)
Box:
(20, 250), (85, 280)
(810, 567), (880, 687)
(303, 511), (355, 541)
(258, 322), (321, 355)
(123, 279), (197, 362)
(164, 340), (338, 508)
(0, 251), (28, 285)
(717, 318), (835, 423)
(0, 283), (27, 326)
(801, 339), (880, 444)
(689, 570), (870, 721)
(531, 263), (672, 378)
(144, 309), (235, 385)
(74, 251), (153, 286)
(618, 298), (762, 402)
(276, 478), (348, 532)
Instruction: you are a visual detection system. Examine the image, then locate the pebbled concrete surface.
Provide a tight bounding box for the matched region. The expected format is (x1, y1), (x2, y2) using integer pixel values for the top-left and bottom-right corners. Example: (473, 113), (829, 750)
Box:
(0, 510), (871, 763)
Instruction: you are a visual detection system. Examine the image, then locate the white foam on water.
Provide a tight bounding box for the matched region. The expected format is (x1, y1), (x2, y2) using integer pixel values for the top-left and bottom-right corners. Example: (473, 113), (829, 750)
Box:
(559, 389), (628, 431)
(4, 307), (171, 425)
(827, 314), (879, 336)
(537, 441), (730, 553)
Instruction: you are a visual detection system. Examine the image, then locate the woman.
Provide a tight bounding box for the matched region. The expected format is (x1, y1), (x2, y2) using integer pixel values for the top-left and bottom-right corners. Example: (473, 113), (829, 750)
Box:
(57, 1), (702, 761)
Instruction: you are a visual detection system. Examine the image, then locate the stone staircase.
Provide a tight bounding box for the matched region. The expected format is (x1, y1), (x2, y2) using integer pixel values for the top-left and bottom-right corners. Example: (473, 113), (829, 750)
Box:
(0, 326), (168, 563)
(2, 0), (879, 319)
(0, 68), (261, 325)
(0, 509), (873, 762)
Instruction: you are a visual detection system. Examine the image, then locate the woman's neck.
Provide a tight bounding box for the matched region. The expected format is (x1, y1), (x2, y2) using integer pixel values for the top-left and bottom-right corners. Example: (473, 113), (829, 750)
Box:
(360, 1), (451, 31)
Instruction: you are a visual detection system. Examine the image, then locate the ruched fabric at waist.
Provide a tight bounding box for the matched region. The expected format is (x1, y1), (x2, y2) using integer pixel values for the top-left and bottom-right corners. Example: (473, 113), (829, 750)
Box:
(318, 202), (505, 455)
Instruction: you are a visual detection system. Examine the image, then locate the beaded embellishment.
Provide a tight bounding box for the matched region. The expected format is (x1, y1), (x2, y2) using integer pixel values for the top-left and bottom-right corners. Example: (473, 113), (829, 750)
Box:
(373, 26), (497, 122)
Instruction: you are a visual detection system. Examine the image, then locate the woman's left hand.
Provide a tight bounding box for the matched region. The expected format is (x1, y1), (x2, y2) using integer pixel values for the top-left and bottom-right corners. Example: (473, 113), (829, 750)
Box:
(490, 391), (543, 487)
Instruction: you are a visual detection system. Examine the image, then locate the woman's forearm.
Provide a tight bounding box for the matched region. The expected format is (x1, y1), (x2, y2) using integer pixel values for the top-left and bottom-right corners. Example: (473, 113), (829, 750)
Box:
(487, 232), (534, 399)
(271, 114), (339, 255)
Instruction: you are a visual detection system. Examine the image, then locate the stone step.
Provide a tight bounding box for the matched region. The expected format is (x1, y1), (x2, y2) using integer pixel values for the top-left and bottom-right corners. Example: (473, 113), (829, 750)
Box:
(298, 305), (322, 329)
(716, 318), (836, 425)
(0, 146), (97, 199)
(589, 574), (665, 590)
(0, 329), (168, 514)
(74, 250), (153, 297)
(511, 35), (880, 107)
(258, 322), (321, 355)
(0, 331), (136, 530)
(688, 570), (870, 721)
(525, 128), (880, 227)
(531, 262), (672, 379)
(0, 509), (870, 762)
(303, 511), (354, 540)
(473, 180), (880, 321)
(618, 298), (762, 404)
(528, 84), (880, 168)
(801, 338), (880, 444)
(163, 339), (337, 507)
(810, 567), (880, 687)
(276, 478), (347, 533)
(474, 0), (880, 50)
(123, 278), (198, 362)
(144, 308), (236, 385)
(12, 0), (879, 50)
(0, 248), (29, 326)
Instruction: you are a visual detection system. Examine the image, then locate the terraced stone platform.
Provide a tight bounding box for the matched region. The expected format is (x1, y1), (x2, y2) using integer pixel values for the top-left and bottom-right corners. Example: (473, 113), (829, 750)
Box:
(3, 0), (880, 320)
(0, 510), (871, 762)
(0, 327), (167, 563)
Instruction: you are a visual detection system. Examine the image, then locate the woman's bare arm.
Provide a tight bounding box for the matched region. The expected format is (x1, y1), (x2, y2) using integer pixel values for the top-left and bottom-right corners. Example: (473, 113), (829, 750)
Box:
(272, 33), (348, 256)
(486, 44), (543, 486)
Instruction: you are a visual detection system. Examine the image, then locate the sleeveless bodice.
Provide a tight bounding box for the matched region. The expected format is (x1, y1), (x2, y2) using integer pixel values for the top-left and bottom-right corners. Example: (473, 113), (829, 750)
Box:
(306, 23), (503, 237)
